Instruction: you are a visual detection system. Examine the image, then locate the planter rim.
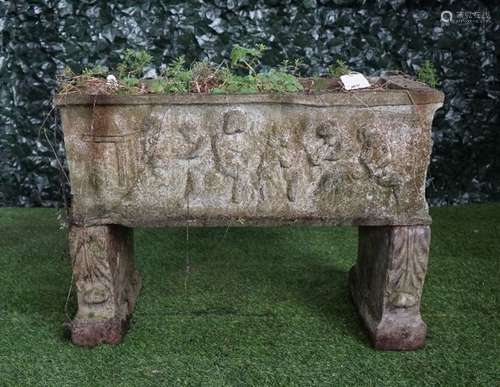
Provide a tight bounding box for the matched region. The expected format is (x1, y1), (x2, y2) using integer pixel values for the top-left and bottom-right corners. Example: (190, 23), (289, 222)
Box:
(55, 75), (444, 107)
(55, 89), (444, 108)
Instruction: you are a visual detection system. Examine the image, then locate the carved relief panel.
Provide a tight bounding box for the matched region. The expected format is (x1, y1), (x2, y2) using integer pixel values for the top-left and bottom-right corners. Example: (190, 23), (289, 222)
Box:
(64, 101), (435, 225)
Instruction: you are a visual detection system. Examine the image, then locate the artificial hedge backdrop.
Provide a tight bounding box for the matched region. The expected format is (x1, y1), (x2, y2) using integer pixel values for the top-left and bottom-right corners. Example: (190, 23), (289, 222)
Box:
(1, 0), (499, 207)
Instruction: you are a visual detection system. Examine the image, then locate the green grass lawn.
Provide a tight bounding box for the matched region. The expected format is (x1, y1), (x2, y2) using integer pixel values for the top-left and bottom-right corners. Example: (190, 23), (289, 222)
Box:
(0, 204), (498, 386)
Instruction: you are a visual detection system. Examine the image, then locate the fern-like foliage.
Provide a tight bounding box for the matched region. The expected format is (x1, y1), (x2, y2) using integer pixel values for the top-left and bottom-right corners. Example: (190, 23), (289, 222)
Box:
(117, 49), (152, 79)
(417, 60), (438, 88)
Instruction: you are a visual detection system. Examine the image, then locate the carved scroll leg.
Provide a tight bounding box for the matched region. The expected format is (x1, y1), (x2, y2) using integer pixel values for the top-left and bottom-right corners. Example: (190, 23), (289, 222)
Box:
(68, 225), (141, 347)
(349, 226), (430, 350)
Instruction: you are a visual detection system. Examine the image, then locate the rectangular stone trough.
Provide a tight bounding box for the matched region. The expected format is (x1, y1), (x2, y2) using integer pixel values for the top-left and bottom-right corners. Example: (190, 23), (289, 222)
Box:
(56, 76), (444, 349)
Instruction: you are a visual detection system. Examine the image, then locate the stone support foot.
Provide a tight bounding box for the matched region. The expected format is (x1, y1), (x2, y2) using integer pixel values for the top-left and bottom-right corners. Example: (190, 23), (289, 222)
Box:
(68, 225), (141, 347)
(350, 225), (430, 350)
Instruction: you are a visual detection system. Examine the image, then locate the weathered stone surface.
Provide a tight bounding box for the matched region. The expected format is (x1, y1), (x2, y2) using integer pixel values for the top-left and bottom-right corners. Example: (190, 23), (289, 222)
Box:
(57, 79), (443, 227)
(68, 224), (140, 347)
(350, 225), (430, 350)
(57, 79), (442, 349)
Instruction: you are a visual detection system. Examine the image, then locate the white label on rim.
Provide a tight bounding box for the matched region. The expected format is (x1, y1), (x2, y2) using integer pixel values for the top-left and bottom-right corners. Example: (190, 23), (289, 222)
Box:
(340, 73), (371, 90)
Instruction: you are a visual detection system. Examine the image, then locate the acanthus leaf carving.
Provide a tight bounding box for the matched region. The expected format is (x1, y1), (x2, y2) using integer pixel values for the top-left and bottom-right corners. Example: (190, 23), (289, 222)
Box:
(71, 228), (113, 307)
(388, 227), (430, 308)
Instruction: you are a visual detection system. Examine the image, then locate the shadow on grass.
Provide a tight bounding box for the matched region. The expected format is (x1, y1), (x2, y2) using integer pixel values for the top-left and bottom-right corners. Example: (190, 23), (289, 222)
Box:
(136, 225), (369, 346)
(290, 263), (369, 347)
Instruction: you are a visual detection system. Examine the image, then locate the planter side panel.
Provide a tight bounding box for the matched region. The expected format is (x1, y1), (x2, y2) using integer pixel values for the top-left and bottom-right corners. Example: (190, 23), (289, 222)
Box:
(60, 102), (439, 226)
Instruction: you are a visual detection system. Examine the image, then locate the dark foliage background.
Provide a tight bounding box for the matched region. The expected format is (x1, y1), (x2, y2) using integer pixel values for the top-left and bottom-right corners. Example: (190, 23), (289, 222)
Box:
(0, 0), (499, 207)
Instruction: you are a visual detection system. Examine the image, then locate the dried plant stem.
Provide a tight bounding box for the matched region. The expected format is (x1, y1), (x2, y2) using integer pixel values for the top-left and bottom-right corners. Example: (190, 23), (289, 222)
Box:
(184, 158), (191, 293)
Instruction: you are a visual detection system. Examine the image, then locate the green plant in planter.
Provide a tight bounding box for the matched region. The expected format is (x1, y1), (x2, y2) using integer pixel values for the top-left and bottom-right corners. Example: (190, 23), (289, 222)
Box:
(211, 68), (254, 94)
(230, 43), (268, 75)
(256, 69), (303, 93)
(279, 58), (304, 76)
(82, 65), (107, 78)
(417, 60), (438, 87)
(159, 56), (193, 93)
(212, 44), (303, 94)
(60, 44), (309, 95)
(328, 59), (351, 78)
(117, 49), (152, 79)
(211, 43), (268, 94)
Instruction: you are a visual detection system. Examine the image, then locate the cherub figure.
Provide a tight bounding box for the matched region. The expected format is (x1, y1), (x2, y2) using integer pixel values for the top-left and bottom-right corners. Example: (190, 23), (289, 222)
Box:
(258, 128), (299, 203)
(175, 122), (211, 198)
(305, 119), (347, 197)
(358, 125), (402, 203)
(213, 110), (258, 204)
(308, 120), (342, 166)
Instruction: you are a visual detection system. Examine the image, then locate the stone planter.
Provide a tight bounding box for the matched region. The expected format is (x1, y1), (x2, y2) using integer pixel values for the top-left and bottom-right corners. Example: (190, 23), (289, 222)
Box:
(56, 76), (443, 349)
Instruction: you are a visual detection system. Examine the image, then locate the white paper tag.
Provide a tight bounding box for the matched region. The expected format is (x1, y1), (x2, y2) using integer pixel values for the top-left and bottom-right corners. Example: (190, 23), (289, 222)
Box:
(340, 73), (371, 90)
